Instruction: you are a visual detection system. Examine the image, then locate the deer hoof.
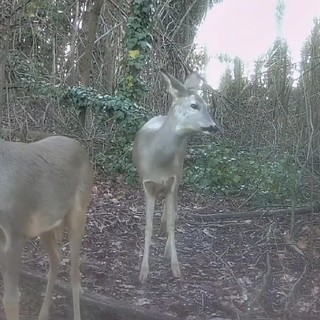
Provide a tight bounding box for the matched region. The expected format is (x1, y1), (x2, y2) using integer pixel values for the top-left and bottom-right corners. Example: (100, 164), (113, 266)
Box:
(172, 263), (181, 278)
(139, 266), (149, 283)
(139, 272), (148, 283)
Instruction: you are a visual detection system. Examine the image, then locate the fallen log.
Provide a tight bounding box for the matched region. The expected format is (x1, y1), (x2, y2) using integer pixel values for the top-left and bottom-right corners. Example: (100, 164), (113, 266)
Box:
(18, 270), (178, 320)
(190, 203), (320, 222)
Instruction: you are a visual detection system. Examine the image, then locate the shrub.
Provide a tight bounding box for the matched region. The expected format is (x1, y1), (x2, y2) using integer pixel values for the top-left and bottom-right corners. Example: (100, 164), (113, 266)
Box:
(184, 141), (306, 205)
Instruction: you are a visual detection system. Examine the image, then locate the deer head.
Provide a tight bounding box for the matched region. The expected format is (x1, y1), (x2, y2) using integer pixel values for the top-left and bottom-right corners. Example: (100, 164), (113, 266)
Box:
(161, 70), (218, 135)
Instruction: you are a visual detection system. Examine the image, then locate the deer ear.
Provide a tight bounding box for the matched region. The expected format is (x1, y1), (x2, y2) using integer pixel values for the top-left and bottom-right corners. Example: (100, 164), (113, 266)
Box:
(184, 72), (202, 90)
(160, 70), (187, 99)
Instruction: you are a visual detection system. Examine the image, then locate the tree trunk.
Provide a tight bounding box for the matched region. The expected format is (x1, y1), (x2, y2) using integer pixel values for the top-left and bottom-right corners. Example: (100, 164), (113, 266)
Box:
(65, 0), (80, 86)
(79, 0), (104, 129)
(0, 48), (6, 134)
(0, 1), (11, 134)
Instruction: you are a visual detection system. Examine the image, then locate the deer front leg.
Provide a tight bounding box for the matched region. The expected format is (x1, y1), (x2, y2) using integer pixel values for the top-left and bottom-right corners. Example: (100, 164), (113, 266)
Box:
(1, 238), (24, 320)
(164, 189), (180, 278)
(139, 183), (156, 283)
(68, 208), (87, 320)
(38, 231), (61, 320)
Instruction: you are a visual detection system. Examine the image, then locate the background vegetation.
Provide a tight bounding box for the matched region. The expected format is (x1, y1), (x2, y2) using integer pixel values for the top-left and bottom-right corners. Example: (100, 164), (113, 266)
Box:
(0, 0), (319, 207)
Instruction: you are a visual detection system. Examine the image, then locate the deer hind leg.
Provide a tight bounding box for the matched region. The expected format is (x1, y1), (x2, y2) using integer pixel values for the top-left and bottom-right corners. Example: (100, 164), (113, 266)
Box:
(164, 187), (180, 278)
(160, 179), (180, 235)
(160, 200), (168, 235)
(1, 236), (24, 320)
(67, 200), (87, 320)
(139, 181), (156, 283)
(160, 202), (179, 235)
(38, 229), (62, 320)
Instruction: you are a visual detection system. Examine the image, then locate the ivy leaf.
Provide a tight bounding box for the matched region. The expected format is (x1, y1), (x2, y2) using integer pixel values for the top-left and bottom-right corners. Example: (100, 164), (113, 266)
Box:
(233, 175), (241, 183)
(128, 49), (140, 59)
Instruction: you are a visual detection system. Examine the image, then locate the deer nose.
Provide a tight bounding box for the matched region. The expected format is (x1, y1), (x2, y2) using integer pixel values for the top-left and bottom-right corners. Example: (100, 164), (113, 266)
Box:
(202, 125), (219, 133)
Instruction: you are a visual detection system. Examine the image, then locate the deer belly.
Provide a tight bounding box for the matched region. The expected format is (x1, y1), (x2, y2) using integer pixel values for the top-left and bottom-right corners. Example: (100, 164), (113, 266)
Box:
(144, 176), (176, 197)
(26, 212), (63, 238)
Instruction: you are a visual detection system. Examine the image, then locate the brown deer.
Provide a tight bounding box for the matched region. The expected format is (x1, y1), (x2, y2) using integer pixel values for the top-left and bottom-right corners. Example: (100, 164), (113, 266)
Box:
(133, 70), (218, 283)
(0, 136), (93, 320)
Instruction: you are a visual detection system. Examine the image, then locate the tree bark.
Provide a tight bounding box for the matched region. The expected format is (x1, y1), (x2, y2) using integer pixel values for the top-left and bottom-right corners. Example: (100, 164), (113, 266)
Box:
(65, 0), (80, 86)
(79, 0), (104, 129)
(0, 2), (11, 134)
(0, 48), (6, 133)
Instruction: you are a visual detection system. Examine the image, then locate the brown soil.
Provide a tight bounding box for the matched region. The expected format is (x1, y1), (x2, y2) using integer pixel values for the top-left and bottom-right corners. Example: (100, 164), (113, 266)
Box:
(1, 180), (320, 320)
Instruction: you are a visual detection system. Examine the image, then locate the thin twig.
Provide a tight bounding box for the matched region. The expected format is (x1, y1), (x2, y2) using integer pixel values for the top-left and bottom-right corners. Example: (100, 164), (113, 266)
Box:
(244, 224), (273, 319)
(284, 263), (308, 319)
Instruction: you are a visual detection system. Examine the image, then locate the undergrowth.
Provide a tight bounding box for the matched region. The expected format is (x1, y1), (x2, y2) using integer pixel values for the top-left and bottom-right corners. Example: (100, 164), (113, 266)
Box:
(184, 141), (307, 205)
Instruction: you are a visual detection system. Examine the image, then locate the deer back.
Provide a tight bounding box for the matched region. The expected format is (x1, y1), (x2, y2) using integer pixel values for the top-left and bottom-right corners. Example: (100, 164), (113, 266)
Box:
(0, 136), (93, 238)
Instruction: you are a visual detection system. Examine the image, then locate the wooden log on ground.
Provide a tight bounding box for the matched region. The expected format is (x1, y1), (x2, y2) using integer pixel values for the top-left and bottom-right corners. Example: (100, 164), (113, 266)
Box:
(191, 203), (320, 222)
(20, 270), (178, 320)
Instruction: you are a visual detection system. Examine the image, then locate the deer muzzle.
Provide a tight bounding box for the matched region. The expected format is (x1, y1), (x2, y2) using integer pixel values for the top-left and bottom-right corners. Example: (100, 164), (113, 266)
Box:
(201, 125), (219, 134)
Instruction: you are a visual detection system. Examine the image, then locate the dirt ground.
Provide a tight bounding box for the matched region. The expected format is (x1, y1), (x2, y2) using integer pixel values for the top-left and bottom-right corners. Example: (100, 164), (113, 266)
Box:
(1, 179), (320, 320)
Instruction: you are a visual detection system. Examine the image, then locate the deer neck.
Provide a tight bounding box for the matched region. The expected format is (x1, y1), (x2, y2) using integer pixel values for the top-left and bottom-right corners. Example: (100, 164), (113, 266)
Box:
(152, 115), (187, 165)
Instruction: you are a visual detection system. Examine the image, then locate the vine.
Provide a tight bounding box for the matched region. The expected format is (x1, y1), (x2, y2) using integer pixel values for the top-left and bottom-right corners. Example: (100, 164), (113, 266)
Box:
(118, 0), (153, 102)
(65, 86), (148, 128)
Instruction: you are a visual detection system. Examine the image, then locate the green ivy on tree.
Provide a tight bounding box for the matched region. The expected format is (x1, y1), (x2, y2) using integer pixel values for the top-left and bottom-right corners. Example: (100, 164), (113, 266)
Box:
(65, 86), (148, 129)
(118, 0), (153, 102)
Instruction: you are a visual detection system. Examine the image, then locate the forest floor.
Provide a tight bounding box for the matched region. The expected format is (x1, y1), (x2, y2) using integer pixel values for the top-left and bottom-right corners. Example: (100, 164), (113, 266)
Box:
(1, 178), (320, 320)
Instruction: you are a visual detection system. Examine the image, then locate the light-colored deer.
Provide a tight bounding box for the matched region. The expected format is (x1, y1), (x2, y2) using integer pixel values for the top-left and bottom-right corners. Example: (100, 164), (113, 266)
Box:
(133, 70), (218, 283)
(0, 136), (93, 320)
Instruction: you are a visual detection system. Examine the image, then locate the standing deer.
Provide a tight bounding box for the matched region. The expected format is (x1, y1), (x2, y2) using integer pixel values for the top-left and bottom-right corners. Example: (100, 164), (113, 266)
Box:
(0, 136), (93, 320)
(133, 70), (218, 283)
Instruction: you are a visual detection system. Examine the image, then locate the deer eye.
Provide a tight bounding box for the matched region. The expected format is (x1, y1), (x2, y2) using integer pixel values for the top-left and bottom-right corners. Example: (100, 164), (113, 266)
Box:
(191, 103), (199, 110)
